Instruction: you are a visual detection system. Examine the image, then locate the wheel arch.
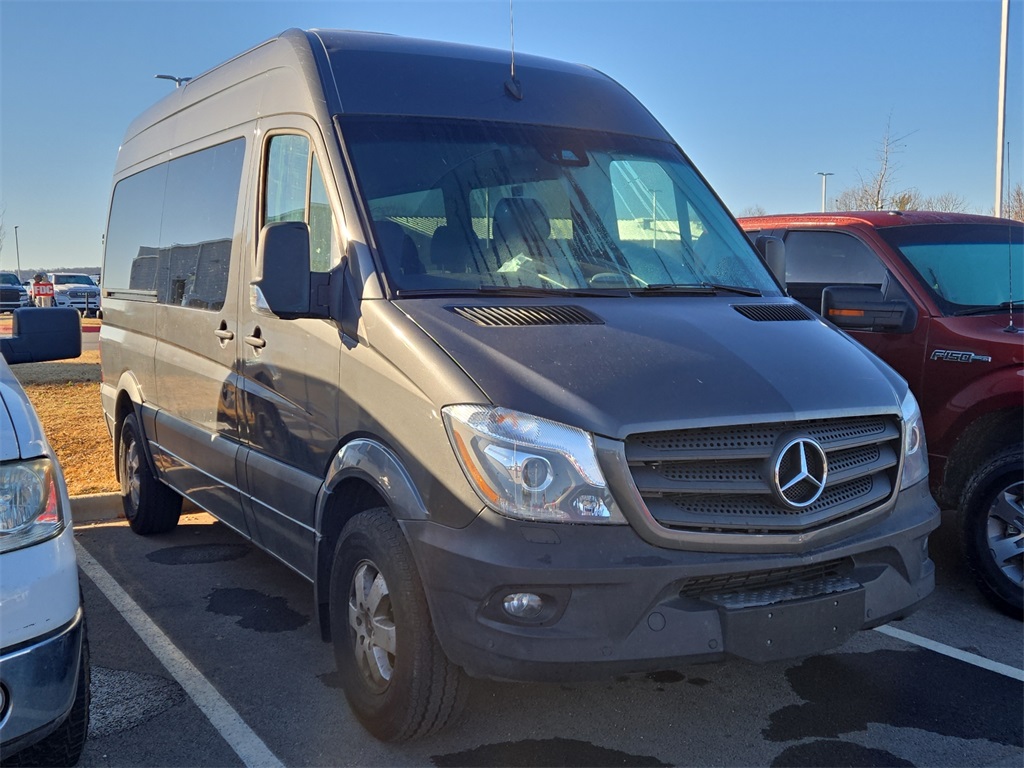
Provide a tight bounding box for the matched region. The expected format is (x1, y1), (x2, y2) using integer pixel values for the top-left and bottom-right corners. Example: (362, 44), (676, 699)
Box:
(313, 437), (430, 641)
(940, 406), (1024, 508)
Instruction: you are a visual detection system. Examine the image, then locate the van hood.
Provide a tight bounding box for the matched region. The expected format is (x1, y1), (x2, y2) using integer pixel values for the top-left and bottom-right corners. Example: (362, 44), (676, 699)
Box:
(0, 360), (47, 461)
(399, 297), (906, 440)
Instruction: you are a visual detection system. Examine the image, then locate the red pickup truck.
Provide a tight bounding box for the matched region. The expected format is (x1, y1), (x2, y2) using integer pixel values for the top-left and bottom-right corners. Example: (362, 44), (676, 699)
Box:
(739, 211), (1023, 617)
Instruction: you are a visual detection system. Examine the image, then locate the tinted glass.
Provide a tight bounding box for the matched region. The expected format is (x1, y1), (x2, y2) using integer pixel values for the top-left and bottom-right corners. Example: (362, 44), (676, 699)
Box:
(877, 223), (1024, 313)
(784, 231), (886, 285)
(104, 138), (244, 310)
(343, 118), (778, 296)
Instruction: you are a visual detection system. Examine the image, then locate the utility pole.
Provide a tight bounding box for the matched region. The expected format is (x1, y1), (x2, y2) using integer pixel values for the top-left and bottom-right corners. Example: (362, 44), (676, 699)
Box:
(995, 0), (1009, 217)
(14, 225), (22, 279)
(817, 172), (834, 213)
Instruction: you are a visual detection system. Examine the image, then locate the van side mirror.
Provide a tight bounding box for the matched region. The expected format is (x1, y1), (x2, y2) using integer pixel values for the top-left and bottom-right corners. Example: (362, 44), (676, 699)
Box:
(0, 307), (82, 364)
(754, 235), (786, 284)
(821, 285), (914, 333)
(254, 222), (324, 319)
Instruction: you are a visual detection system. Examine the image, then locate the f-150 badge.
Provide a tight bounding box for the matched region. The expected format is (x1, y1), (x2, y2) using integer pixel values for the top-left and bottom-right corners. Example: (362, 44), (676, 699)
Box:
(930, 349), (993, 363)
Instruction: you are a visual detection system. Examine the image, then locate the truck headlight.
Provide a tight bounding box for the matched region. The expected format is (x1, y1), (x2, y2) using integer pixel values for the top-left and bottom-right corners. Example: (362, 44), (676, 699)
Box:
(899, 391), (928, 489)
(0, 459), (66, 553)
(443, 405), (626, 524)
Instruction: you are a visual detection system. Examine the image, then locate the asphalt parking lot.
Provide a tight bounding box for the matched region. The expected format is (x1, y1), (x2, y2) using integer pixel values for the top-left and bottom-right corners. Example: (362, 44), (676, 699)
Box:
(67, 499), (1022, 768)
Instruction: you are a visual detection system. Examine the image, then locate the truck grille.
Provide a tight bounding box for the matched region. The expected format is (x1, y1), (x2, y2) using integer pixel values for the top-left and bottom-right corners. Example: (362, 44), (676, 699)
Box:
(625, 415), (901, 534)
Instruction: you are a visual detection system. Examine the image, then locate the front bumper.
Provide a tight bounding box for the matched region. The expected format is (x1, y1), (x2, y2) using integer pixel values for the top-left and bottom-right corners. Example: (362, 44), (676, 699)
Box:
(405, 480), (939, 682)
(0, 608), (85, 753)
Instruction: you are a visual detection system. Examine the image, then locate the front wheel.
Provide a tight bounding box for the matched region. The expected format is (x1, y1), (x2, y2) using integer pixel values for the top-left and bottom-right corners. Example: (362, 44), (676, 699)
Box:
(959, 446), (1023, 619)
(119, 413), (181, 535)
(329, 508), (466, 741)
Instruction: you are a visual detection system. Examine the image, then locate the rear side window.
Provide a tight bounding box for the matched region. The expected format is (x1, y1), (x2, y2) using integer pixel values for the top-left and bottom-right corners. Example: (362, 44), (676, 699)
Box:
(104, 138), (244, 310)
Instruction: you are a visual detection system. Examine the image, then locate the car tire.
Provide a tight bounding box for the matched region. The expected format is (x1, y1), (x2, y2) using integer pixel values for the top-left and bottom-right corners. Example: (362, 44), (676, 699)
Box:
(119, 413), (181, 535)
(959, 445), (1023, 619)
(7, 620), (91, 767)
(329, 507), (467, 741)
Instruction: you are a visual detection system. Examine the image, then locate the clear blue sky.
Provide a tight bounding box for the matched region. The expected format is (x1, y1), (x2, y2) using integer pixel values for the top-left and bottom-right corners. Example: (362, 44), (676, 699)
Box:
(1, 0), (1021, 270)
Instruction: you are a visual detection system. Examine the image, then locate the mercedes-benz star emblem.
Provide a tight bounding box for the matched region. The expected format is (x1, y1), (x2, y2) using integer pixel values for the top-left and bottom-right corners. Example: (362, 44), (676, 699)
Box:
(772, 437), (828, 509)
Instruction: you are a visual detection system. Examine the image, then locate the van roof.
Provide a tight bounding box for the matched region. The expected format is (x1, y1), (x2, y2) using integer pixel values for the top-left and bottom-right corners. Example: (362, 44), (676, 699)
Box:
(125, 28), (670, 149)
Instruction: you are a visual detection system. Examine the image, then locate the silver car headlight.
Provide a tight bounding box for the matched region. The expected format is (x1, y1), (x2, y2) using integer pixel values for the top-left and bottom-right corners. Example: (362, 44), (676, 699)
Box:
(899, 390), (928, 490)
(0, 458), (66, 553)
(443, 405), (627, 524)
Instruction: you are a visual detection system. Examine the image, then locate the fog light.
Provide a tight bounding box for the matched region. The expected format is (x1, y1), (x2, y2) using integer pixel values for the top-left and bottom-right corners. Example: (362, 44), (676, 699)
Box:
(503, 592), (544, 619)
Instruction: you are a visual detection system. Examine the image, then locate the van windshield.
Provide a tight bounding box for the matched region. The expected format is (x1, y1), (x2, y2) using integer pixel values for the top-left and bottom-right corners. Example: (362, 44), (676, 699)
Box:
(877, 223), (1024, 315)
(341, 118), (779, 296)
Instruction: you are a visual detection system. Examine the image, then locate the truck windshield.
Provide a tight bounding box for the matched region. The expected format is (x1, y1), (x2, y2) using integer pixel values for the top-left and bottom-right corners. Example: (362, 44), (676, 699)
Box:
(54, 275), (96, 286)
(877, 223), (1024, 315)
(341, 117), (779, 296)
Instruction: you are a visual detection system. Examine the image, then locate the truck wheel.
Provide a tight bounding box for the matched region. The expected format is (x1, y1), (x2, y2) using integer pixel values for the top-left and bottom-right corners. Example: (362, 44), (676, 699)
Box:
(119, 413), (181, 535)
(959, 446), (1023, 619)
(329, 508), (466, 741)
(8, 621), (91, 767)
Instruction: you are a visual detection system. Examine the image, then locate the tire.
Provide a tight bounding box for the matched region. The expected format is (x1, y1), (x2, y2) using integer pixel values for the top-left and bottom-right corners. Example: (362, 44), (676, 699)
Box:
(119, 413), (181, 535)
(329, 508), (467, 741)
(6, 621), (91, 767)
(959, 446), (1023, 619)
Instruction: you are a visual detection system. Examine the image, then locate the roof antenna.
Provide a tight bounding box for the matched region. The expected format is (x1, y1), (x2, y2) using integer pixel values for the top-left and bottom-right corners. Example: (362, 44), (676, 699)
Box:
(504, 0), (523, 100)
(1003, 220), (1020, 334)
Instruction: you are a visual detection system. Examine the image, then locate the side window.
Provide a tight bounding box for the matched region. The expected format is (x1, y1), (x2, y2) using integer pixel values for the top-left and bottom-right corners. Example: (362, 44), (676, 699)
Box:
(783, 230), (887, 312)
(264, 134), (339, 273)
(104, 138), (244, 311)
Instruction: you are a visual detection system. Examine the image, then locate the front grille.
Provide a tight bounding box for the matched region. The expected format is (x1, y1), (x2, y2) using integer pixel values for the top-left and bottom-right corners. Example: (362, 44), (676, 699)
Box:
(625, 415), (901, 535)
(680, 558), (855, 606)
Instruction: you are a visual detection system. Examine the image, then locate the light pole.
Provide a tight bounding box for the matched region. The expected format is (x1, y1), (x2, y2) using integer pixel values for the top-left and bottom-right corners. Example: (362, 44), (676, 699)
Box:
(14, 225), (22, 280)
(817, 172), (834, 212)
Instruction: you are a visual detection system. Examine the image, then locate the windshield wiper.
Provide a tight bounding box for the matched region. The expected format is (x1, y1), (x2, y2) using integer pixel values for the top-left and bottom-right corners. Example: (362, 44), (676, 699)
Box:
(632, 283), (762, 297)
(953, 301), (1019, 317)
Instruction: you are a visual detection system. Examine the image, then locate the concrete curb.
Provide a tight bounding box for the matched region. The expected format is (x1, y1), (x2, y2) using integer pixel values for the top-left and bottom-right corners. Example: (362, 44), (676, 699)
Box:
(70, 493), (199, 524)
(71, 492), (124, 523)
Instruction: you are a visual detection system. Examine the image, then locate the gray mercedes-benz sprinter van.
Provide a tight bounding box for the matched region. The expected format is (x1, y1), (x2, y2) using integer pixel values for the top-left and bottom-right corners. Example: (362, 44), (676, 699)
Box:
(100, 29), (939, 741)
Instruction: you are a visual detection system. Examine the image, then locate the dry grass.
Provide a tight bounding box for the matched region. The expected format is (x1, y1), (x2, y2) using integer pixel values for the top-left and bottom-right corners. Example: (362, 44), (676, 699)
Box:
(11, 349), (119, 496)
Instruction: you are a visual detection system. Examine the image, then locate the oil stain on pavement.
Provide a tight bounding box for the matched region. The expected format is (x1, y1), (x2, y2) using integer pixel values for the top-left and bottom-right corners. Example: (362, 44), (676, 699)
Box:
(205, 587), (309, 632)
(146, 543), (250, 565)
(764, 649), (1023, 747)
(432, 737), (671, 767)
(770, 740), (914, 767)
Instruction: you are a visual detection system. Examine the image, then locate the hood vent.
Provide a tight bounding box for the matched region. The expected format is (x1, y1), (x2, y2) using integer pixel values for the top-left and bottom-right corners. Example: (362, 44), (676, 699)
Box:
(450, 305), (603, 327)
(733, 304), (814, 322)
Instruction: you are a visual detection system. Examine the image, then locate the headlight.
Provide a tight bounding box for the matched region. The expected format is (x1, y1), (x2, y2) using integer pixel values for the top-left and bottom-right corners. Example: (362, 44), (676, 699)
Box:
(0, 458), (66, 553)
(899, 390), (928, 489)
(443, 405), (626, 524)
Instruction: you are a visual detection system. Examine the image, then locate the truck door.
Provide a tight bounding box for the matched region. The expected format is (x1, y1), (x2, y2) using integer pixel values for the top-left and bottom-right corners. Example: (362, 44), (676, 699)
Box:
(237, 122), (344, 578)
(781, 228), (928, 391)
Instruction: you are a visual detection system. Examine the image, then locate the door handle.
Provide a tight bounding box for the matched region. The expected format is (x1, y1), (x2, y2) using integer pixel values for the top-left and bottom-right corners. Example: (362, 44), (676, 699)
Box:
(214, 328), (234, 341)
(244, 327), (266, 349)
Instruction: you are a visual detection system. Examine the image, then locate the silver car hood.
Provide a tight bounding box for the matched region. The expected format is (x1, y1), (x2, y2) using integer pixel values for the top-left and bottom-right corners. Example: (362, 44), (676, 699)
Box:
(0, 359), (47, 461)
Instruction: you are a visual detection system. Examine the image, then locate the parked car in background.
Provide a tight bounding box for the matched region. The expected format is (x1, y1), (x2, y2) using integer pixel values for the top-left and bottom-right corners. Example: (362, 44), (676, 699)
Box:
(0, 306), (90, 765)
(46, 273), (101, 317)
(739, 211), (1023, 617)
(0, 272), (32, 313)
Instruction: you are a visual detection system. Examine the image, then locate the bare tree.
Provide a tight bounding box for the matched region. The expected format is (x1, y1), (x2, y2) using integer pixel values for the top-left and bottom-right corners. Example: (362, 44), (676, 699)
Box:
(1004, 183), (1024, 221)
(832, 116), (918, 211)
(739, 204), (767, 217)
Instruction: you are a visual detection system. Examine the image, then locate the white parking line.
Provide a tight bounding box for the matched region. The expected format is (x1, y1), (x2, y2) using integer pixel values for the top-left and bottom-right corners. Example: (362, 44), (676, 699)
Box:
(874, 624), (1024, 681)
(75, 541), (285, 768)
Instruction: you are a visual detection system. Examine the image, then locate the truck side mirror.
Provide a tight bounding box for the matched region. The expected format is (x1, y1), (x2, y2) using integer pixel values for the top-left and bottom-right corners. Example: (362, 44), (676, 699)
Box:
(754, 235), (786, 285)
(254, 221), (327, 319)
(0, 307), (82, 364)
(821, 285), (914, 333)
